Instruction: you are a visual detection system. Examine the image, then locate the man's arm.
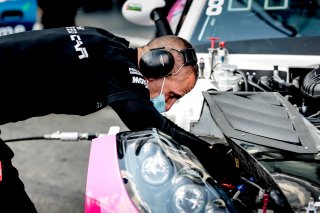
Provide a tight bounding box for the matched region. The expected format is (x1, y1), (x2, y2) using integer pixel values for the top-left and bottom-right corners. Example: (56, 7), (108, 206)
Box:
(110, 99), (211, 155)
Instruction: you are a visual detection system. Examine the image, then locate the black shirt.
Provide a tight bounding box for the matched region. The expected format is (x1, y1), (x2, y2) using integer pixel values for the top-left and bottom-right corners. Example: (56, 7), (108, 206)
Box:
(0, 26), (149, 123)
(0, 26), (209, 156)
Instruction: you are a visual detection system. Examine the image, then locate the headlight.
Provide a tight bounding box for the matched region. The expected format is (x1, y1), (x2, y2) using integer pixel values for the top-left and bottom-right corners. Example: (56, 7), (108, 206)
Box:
(117, 128), (235, 213)
(206, 199), (227, 213)
(172, 184), (205, 213)
(141, 151), (172, 185)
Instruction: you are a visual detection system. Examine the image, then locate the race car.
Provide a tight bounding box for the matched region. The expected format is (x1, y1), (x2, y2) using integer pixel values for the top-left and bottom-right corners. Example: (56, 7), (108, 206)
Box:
(121, 1), (320, 212)
(0, 0), (37, 36)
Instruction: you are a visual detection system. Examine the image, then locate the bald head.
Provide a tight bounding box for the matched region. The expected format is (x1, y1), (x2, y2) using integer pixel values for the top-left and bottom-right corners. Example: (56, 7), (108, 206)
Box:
(138, 35), (199, 79)
(145, 35), (194, 50)
(138, 35), (199, 111)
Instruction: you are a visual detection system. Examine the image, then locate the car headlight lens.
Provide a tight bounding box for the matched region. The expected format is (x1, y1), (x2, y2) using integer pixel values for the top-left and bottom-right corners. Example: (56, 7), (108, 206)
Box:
(141, 151), (172, 185)
(206, 199), (227, 213)
(117, 128), (235, 213)
(172, 184), (205, 213)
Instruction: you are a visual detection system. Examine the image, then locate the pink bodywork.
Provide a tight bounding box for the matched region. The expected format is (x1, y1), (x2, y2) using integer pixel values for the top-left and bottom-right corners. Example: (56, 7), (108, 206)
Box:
(167, 0), (187, 26)
(84, 134), (139, 213)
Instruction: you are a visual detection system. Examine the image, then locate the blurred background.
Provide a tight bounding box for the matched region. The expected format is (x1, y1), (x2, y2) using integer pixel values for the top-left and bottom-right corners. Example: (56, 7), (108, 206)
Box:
(40, 0), (156, 46)
(0, 0), (156, 44)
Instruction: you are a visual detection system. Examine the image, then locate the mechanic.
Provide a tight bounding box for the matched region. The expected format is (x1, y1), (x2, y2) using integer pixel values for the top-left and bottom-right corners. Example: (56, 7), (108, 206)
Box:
(0, 26), (211, 212)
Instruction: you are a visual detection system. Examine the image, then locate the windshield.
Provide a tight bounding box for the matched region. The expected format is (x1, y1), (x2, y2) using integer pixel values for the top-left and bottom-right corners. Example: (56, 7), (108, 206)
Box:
(190, 0), (320, 54)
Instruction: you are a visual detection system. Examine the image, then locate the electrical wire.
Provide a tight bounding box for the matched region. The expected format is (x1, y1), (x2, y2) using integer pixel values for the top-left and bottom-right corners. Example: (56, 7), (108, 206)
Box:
(209, 62), (222, 81)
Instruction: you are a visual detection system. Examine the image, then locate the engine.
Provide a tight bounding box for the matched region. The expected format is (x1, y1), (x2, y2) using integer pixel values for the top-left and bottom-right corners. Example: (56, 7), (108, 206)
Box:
(198, 42), (320, 129)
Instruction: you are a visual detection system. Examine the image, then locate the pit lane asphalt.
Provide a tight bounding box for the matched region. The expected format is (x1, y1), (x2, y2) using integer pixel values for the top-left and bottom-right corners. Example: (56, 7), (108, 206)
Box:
(0, 6), (154, 213)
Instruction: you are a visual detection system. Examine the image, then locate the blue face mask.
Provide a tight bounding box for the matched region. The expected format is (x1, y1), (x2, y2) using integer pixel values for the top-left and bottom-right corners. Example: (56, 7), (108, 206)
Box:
(150, 77), (166, 113)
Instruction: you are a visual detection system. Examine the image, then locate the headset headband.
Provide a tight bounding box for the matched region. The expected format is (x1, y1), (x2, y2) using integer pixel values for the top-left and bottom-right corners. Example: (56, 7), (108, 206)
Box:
(178, 48), (198, 65)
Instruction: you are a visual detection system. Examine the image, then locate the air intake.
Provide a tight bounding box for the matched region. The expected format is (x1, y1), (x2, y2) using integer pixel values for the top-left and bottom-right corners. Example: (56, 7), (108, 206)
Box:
(301, 66), (320, 99)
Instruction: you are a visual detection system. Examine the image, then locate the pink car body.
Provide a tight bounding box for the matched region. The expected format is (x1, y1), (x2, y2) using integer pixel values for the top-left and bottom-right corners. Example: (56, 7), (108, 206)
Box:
(84, 134), (138, 213)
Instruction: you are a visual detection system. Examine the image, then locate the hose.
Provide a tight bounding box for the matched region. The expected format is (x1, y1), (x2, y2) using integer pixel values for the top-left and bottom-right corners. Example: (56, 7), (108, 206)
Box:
(3, 136), (45, 142)
(248, 80), (267, 92)
(3, 132), (106, 143)
(236, 69), (249, 91)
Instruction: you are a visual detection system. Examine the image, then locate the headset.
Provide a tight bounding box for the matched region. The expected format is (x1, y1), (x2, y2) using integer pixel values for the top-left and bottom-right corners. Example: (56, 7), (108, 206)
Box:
(139, 47), (198, 78)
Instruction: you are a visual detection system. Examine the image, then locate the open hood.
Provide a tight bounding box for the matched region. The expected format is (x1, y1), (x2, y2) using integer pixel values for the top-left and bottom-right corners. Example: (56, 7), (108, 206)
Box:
(192, 91), (320, 154)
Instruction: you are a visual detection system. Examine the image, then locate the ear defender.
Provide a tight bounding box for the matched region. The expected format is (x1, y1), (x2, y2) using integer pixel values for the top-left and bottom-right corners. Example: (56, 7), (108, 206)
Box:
(139, 47), (174, 78)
